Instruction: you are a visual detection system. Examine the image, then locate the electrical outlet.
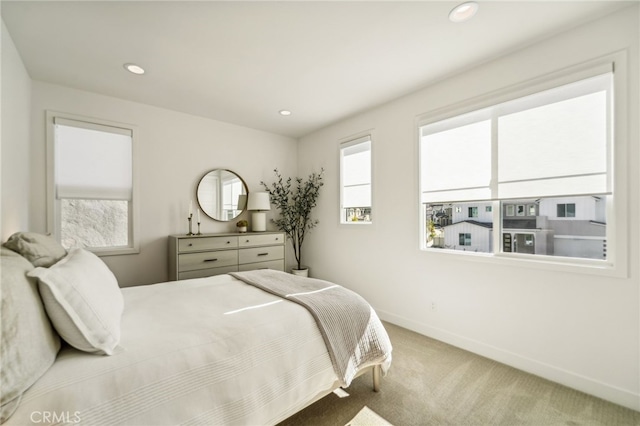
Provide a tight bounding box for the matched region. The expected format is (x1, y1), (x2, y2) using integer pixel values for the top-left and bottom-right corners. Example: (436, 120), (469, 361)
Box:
(431, 301), (437, 311)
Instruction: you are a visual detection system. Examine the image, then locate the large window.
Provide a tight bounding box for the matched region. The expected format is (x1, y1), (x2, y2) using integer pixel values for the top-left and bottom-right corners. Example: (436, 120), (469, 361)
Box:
(340, 135), (372, 224)
(47, 112), (138, 255)
(420, 64), (616, 268)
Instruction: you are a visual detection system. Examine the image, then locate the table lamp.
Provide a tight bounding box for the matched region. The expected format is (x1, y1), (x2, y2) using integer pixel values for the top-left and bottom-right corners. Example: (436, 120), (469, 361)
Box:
(247, 192), (271, 232)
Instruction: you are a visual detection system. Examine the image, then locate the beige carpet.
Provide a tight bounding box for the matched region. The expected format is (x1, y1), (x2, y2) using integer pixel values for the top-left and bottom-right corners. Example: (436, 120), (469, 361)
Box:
(278, 322), (640, 426)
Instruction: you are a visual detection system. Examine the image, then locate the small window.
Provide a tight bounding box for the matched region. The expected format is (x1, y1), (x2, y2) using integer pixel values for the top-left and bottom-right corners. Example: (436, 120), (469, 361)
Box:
(340, 135), (372, 223)
(468, 207), (478, 218)
(47, 112), (138, 255)
(557, 203), (576, 218)
(485, 206), (492, 212)
(459, 233), (471, 246)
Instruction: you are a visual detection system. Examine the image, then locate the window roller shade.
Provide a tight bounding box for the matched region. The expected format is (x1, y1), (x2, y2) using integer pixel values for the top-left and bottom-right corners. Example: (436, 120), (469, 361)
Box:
(497, 76), (611, 199)
(55, 123), (133, 200)
(420, 119), (492, 203)
(341, 137), (372, 208)
(420, 70), (612, 203)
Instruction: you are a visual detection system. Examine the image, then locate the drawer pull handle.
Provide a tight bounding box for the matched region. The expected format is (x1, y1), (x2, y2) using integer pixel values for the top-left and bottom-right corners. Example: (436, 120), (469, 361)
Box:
(257, 252), (269, 256)
(188, 243), (193, 246)
(204, 258), (218, 262)
(246, 240), (250, 243)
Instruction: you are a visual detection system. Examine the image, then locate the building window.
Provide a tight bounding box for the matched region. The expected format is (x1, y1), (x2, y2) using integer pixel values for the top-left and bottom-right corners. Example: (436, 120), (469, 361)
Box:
(459, 233), (471, 246)
(524, 235), (534, 246)
(47, 112), (138, 255)
(486, 206), (492, 212)
(419, 62), (617, 269)
(557, 203), (576, 218)
(340, 135), (372, 223)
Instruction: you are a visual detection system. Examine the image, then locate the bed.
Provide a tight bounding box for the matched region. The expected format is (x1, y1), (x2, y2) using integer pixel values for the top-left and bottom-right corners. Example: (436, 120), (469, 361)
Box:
(0, 233), (392, 425)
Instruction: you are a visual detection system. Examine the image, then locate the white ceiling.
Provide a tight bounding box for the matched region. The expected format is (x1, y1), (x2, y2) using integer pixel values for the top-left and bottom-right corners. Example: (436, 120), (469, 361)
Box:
(1, 1), (631, 138)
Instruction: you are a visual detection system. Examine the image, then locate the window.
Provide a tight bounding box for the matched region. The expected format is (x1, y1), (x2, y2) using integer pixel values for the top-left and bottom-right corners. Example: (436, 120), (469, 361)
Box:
(557, 203), (576, 218)
(419, 62), (617, 269)
(459, 233), (471, 246)
(47, 112), (138, 255)
(340, 135), (372, 223)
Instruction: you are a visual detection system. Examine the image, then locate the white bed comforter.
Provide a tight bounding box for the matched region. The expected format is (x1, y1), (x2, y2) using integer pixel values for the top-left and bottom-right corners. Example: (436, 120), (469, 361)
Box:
(7, 274), (343, 426)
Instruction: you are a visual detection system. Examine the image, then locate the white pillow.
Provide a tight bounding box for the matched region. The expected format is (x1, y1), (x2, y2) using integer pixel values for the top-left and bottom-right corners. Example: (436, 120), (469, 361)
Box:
(28, 248), (123, 355)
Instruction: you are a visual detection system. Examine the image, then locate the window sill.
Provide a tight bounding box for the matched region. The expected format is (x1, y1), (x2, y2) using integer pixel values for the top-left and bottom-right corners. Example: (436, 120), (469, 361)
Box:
(90, 246), (140, 257)
(421, 247), (625, 278)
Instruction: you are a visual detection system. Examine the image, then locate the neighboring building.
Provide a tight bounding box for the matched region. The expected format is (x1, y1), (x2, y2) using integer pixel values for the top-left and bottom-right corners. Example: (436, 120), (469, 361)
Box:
(427, 196), (606, 259)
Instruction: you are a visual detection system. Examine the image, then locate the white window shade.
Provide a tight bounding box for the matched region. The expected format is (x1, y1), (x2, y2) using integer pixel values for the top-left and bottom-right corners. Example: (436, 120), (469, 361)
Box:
(498, 75), (610, 199)
(420, 119), (491, 203)
(55, 123), (133, 200)
(341, 138), (371, 208)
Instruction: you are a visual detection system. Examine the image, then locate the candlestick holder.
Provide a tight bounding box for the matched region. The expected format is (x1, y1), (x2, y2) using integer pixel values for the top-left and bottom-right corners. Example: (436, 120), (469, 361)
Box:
(197, 222), (202, 235)
(187, 214), (194, 236)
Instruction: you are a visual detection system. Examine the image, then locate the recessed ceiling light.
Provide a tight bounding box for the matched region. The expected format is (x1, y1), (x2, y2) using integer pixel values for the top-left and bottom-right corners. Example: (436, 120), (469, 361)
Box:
(123, 63), (145, 75)
(279, 110), (292, 116)
(449, 1), (479, 23)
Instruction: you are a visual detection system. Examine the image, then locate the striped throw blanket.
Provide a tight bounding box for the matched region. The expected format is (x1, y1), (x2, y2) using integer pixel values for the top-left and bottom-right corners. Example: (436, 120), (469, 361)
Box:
(230, 269), (392, 386)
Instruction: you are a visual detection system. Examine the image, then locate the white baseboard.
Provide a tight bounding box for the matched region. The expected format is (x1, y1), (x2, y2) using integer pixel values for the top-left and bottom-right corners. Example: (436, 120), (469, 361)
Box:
(377, 309), (640, 412)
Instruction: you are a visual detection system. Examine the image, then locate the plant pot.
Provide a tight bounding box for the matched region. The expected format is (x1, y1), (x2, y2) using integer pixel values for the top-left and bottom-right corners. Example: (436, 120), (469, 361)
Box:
(237, 226), (247, 233)
(291, 267), (309, 277)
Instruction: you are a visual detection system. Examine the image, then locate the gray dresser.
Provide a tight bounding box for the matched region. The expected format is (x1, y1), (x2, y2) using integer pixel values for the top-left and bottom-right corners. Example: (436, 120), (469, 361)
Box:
(168, 232), (285, 280)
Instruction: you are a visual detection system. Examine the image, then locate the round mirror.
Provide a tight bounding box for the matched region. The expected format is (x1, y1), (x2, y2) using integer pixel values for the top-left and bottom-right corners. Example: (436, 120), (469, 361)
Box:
(196, 169), (248, 222)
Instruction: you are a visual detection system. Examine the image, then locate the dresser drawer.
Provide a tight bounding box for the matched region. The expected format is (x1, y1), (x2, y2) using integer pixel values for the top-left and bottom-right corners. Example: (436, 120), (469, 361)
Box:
(238, 259), (284, 272)
(178, 265), (239, 280)
(238, 233), (285, 248)
(178, 250), (238, 272)
(178, 236), (238, 253)
(238, 245), (284, 265)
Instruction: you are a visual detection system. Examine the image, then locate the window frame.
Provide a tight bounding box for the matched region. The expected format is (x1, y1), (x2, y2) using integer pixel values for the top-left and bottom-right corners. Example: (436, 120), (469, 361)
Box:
(339, 131), (373, 225)
(46, 111), (140, 256)
(416, 52), (628, 278)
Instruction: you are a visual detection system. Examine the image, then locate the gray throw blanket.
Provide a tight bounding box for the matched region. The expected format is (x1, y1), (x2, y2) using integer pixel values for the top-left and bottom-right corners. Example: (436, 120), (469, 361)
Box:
(230, 269), (392, 386)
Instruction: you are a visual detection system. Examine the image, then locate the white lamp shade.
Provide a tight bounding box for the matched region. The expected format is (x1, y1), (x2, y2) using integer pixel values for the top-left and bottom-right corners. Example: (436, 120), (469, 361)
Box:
(247, 192), (271, 211)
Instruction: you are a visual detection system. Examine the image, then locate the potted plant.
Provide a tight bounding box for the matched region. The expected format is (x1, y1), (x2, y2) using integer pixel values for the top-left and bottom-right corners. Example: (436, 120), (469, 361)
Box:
(236, 219), (248, 233)
(261, 168), (324, 276)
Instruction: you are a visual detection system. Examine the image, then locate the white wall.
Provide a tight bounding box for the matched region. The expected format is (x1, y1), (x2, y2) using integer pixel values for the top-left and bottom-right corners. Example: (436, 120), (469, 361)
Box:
(1, 21), (31, 240)
(30, 82), (298, 287)
(298, 6), (640, 410)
